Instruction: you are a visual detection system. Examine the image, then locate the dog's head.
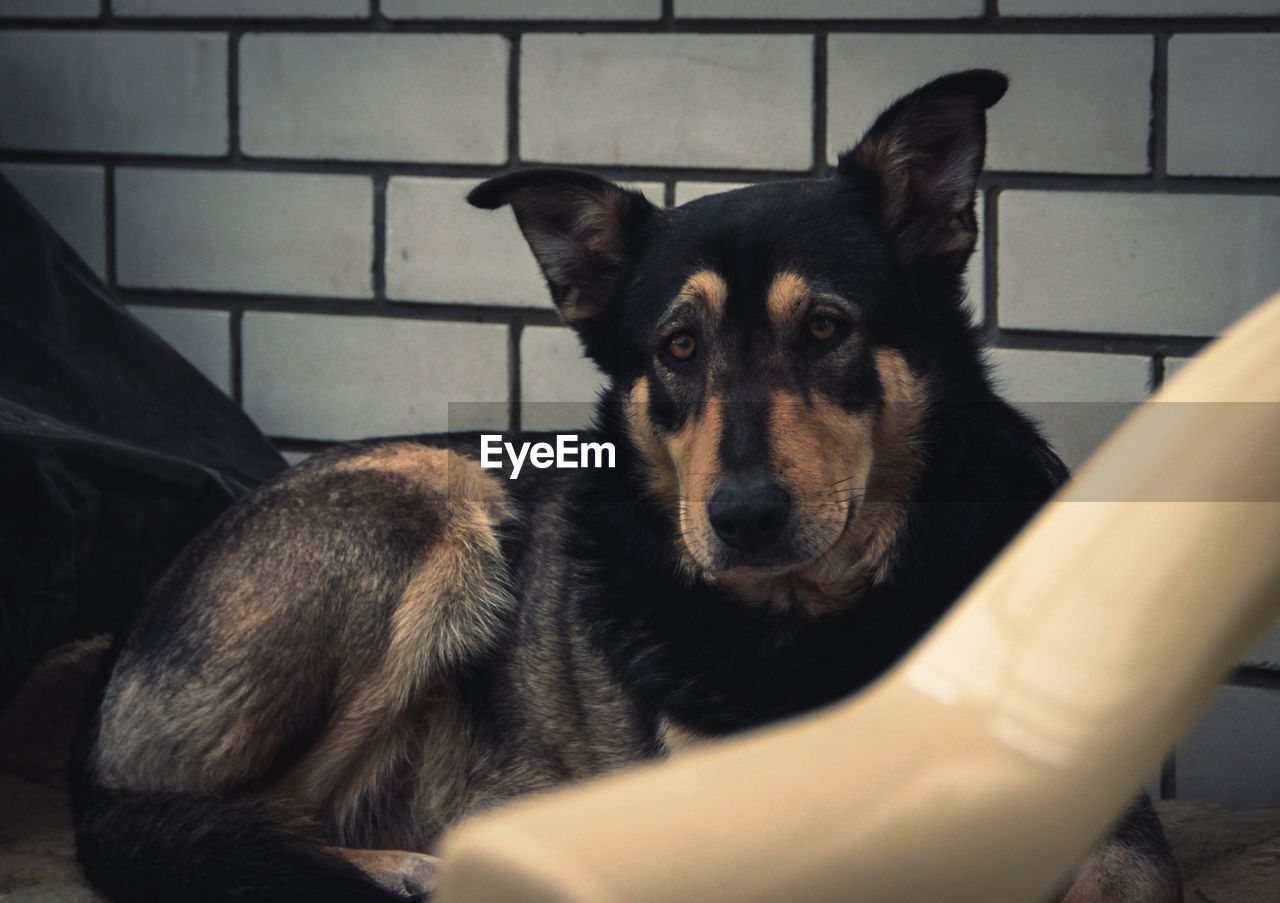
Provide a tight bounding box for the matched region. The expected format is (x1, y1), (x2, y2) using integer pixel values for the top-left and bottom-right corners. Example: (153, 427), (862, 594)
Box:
(472, 70), (1005, 603)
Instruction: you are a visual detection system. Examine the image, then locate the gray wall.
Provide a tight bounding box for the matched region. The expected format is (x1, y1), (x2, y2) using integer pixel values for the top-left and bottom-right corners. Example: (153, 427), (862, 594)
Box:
(2, 0), (1279, 810)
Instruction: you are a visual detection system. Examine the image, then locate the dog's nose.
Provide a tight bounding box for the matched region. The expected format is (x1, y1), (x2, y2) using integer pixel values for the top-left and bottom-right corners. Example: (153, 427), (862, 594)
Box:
(707, 479), (791, 554)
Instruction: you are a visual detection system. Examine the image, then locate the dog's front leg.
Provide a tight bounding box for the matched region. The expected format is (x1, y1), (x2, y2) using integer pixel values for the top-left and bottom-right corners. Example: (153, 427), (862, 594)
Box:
(331, 847), (441, 899)
(1057, 795), (1181, 903)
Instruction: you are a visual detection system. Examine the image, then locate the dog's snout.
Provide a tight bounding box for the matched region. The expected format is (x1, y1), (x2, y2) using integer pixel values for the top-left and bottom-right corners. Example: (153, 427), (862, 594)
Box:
(707, 478), (791, 554)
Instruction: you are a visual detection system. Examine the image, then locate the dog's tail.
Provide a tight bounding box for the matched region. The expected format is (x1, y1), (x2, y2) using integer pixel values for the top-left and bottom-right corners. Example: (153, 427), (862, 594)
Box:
(74, 785), (415, 903)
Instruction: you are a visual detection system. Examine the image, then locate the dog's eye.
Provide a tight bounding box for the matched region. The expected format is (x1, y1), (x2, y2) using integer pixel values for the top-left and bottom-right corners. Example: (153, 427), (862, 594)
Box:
(805, 316), (839, 344)
(666, 332), (697, 363)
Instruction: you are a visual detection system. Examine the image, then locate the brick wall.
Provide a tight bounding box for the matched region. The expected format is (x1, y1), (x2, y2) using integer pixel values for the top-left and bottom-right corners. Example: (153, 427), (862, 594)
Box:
(3, 0), (1279, 809)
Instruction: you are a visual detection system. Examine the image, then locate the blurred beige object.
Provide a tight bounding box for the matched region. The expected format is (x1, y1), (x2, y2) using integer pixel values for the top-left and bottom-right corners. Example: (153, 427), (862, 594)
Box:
(436, 293), (1280, 903)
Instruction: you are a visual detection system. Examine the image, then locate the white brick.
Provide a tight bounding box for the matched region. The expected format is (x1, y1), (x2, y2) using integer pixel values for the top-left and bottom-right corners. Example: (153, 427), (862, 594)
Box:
(384, 0), (658, 17)
(388, 177), (543, 307)
(673, 181), (754, 206)
(115, 0), (368, 15)
(632, 182), (667, 207)
(240, 34), (507, 164)
(387, 177), (662, 307)
(826, 35), (1152, 174)
(987, 349), (1150, 403)
(115, 0), (368, 14)
(520, 325), (606, 430)
(2, 164), (105, 277)
(242, 313), (508, 439)
(1169, 36), (1280, 177)
(999, 192), (1280, 336)
(678, 0), (981, 16)
(0, 0), (97, 16)
(1178, 685), (1280, 809)
(986, 348), (1150, 468)
(0, 32), (226, 155)
(521, 35), (812, 171)
(1003, 0), (1280, 14)
(116, 169), (372, 298)
(128, 307), (232, 394)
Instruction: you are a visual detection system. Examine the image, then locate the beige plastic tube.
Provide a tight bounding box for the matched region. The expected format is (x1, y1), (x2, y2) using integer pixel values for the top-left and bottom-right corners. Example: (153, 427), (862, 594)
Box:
(436, 293), (1280, 903)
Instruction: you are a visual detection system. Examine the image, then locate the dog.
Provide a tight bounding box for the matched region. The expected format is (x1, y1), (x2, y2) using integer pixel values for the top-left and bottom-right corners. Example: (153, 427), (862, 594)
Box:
(72, 70), (1181, 902)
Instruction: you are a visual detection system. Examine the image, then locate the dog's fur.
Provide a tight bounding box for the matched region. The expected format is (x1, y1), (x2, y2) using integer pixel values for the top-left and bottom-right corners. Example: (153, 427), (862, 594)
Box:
(73, 71), (1180, 902)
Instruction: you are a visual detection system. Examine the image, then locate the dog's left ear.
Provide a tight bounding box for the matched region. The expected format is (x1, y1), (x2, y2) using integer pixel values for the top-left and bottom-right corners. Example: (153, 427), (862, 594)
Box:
(468, 168), (658, 327)
(838, 69), (1007, 265)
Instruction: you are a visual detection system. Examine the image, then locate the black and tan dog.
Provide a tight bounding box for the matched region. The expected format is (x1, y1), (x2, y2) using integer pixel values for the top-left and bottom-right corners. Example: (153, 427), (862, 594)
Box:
(73, 71), (1180, 902)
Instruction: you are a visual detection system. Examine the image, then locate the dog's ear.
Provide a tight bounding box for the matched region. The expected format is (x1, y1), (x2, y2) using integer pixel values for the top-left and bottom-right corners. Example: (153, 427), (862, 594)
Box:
(838, 69), (1006, 265)
(468, 168), (658, 326)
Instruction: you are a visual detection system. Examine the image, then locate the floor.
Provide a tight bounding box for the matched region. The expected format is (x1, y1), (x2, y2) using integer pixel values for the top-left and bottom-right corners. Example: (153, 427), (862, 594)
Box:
(3, 640), (1278, 902)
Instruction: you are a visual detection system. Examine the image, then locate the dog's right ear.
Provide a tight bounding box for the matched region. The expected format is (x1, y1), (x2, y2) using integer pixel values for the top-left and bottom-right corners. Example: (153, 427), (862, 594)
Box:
(838, 69), (1007, 267)
(468, 169), (658, 327)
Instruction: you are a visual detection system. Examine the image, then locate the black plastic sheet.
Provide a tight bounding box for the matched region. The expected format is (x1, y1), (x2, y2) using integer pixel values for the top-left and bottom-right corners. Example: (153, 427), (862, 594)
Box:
(0, 177), (286, 702)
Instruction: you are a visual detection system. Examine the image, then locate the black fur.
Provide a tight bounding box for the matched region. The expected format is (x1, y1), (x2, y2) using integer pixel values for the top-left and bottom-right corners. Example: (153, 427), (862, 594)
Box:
(568, 399), (1067, 733)
(74, 790), (412, 903)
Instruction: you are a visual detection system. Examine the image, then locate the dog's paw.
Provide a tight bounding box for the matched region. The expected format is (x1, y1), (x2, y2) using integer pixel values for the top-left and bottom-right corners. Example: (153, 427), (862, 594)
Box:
(339, 848), (441, 899)
(1059, 840), (1181, 903)
(388, 851), (440, 898)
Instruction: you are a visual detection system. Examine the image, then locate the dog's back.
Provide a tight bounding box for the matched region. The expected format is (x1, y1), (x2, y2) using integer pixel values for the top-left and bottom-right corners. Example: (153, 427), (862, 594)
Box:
(74, 442), (519, 901)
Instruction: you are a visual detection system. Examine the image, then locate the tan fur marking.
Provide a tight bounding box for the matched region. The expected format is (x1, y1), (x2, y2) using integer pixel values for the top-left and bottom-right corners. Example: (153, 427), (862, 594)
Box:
(626, 351), (925, 612)
(271, 445), (514, 843)
(331, 444), (512, 523)
(625, 378), (728, 577)
(842, 348), (929, 583)
(765, 271), (809, 332)
(333, 848), (440, 897)
(720, 349), (928, 614)
(657, 716), (706, 755)
(678, 268), (728, 321)
(624, 271), (729, 544)
(625, 377), (678, 503)
(668, 398), (724, 575)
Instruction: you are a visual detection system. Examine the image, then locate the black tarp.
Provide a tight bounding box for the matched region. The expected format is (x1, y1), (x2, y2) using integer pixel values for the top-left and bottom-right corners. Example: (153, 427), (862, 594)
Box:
(0, 176), (286, 703)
